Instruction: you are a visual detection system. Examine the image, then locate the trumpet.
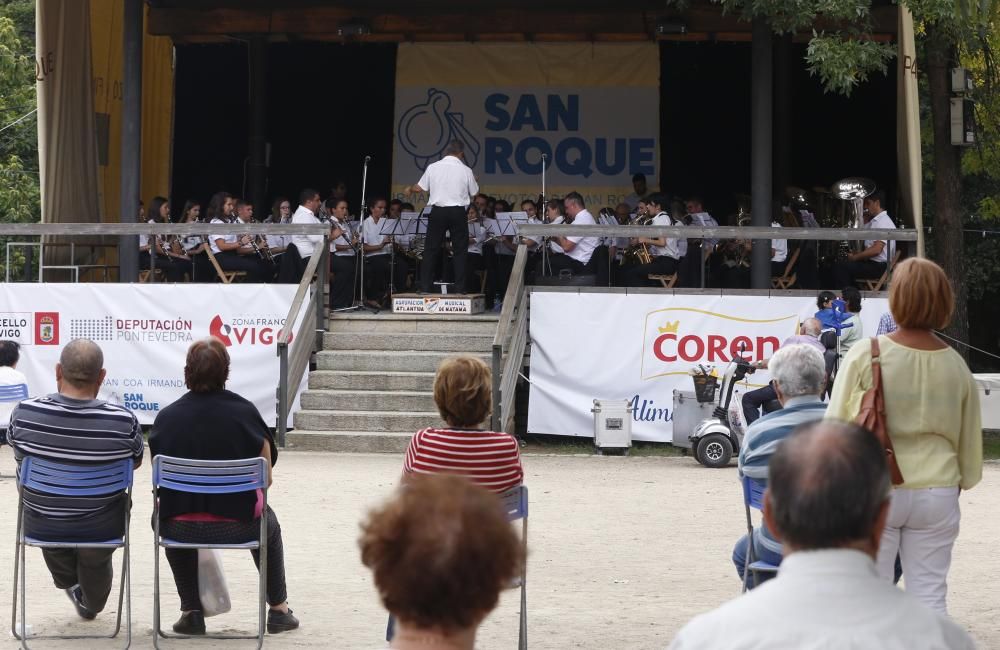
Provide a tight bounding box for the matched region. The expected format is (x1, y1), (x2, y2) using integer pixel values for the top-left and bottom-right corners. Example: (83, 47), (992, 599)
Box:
(256, 234), (275, 263)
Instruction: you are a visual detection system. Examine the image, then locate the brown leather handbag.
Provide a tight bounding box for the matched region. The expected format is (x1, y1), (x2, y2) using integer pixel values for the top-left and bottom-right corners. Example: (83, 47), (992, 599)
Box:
(856, 337), (905, 485)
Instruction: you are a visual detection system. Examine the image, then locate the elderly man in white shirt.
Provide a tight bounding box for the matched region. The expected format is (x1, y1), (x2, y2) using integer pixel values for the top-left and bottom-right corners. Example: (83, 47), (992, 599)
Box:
(669, 420), (976, 650)
(547, 191), (600, 276)
(405, 140), (479, 294)
(834, 189), (896, 288)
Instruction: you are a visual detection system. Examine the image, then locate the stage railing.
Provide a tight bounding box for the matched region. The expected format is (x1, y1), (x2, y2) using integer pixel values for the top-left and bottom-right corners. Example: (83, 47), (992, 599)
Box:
(276, 245), (328, 448)
(0, 222), (332, 283)
(492, 244), (529, 434)
(516, 224), (919, 242)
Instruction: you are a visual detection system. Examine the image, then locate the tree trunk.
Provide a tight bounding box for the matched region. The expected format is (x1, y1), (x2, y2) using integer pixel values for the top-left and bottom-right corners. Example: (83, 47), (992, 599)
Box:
(926, 24), (969, 359)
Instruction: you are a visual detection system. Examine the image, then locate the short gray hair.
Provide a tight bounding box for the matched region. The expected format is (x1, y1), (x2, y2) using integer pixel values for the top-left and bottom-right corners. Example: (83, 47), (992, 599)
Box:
(769, 344), (825, 397)
(59, 338), (104, 387)
(801, 317), (822, 338)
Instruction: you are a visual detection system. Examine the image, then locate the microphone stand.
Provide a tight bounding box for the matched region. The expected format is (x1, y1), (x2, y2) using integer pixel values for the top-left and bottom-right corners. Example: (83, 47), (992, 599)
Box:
(539, 153), (553, 277)
(333, 155), (377, 313)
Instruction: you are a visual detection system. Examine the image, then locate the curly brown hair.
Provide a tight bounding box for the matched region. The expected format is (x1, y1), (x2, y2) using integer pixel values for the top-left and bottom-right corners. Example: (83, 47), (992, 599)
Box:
(359, 474), (522, 632)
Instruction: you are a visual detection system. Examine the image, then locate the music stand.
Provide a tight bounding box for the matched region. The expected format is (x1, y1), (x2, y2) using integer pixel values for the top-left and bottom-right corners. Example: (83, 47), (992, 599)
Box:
(378, 217), (409, 301)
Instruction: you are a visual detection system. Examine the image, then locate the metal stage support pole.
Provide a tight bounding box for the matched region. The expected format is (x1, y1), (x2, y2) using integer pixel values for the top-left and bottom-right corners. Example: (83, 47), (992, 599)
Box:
(119, 0), (142, 283)
(248, 38), (268, 219)
(750, 17), (773, 290)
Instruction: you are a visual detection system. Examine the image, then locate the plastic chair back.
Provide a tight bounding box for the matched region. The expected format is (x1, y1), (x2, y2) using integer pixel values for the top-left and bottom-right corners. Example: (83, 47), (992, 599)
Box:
(499, 485), (528, 522)
(152, 455), (267, 495)
(742, 475), (767, 512)
(20, 456), (133, 497)
(0, 383), (28, 403)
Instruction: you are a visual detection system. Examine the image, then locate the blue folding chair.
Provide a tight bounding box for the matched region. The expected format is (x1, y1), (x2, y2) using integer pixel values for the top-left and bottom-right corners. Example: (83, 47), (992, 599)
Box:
(0, 383), (28, 447)
(151, 455), (269, 650)
(0, 383), (28, 403)
(740, 475), (779, 593)
(10, 456), (133, 650)
(499, 485), (529, 650)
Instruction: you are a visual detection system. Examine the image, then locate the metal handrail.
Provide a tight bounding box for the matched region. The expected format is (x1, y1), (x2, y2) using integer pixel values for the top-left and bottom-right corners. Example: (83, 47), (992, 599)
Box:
(0, 223), (330, 236)
(517, 224), (917, 242)
(275, 245), (328, 447)
(491, 244), (529, 433)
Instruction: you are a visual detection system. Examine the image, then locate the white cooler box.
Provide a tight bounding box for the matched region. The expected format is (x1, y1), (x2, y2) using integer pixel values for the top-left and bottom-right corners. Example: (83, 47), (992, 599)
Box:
(591, 399), (632, 451)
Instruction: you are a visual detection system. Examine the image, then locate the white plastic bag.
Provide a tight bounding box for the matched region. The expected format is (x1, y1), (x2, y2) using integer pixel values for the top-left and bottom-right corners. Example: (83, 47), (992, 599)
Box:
(197, 549), (231, 617)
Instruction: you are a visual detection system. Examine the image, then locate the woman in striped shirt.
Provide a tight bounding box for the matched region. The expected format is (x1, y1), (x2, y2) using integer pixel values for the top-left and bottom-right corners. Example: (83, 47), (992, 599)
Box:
(403, 356), (523, 494)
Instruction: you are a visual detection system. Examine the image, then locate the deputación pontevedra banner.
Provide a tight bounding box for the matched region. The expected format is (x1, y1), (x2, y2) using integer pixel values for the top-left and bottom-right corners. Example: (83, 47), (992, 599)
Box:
(0, 284), (308, 426)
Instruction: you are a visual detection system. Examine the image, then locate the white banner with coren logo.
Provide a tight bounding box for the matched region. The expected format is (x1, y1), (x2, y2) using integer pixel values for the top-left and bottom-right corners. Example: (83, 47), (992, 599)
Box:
(0, 284), (308, 426)
(527, 291), (889, 443)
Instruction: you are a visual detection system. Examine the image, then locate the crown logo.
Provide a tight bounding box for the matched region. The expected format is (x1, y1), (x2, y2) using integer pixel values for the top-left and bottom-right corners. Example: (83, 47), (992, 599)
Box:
(658, 320), (680, 334)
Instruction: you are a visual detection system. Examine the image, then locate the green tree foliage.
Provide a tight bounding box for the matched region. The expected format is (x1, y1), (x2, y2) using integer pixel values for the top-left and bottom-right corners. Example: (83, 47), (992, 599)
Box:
(0, 0), (38, 224)
(0, 0), (38, 279)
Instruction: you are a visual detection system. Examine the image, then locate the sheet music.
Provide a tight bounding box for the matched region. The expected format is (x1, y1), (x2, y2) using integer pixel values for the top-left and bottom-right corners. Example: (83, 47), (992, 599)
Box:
(493, 211), (529, 237)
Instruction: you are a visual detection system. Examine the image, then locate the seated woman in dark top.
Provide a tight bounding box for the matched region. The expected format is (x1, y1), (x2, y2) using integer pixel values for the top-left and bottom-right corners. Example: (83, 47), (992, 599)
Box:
(149, 337), (299, 636)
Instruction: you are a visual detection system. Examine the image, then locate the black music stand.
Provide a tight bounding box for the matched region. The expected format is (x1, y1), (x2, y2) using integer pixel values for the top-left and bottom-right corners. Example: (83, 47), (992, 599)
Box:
(378, 216), (409, 302)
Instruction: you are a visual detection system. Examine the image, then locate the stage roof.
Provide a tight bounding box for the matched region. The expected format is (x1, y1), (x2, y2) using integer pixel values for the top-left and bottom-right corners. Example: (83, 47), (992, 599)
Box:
(146, 0), (898, 43)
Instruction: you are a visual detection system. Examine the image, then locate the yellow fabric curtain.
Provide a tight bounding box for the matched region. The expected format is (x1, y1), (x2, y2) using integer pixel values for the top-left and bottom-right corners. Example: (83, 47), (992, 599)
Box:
(897, 6), (923, 257)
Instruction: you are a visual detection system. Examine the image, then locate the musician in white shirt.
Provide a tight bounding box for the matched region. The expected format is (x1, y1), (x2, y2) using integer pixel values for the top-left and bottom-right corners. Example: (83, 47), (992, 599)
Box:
(210, 198), (270, 282)
(404, 140), (479, 294)
(548, 192), (600, 275)
(622, 192), (683, 286)
(464, 205), (489, 297)
(328, 198), (358, 309)
(834, 189), (897, 288)
(362, 198), (394, 308)
(289, 188), (325, 262)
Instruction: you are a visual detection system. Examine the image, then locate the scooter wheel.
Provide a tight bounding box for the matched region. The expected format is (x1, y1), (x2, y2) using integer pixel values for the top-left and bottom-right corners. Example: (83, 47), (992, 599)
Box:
(696, 433), (733, 468)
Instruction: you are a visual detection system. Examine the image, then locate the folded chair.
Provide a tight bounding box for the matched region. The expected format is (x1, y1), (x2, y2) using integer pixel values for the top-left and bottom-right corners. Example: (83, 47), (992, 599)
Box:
(152, 455), (269, 650)
(11, 457), (133, 650)
(741, 475), (779, 593)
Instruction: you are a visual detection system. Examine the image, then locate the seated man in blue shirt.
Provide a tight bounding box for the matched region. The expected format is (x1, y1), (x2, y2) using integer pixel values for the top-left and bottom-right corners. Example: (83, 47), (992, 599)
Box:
(733, 343), (827, 588)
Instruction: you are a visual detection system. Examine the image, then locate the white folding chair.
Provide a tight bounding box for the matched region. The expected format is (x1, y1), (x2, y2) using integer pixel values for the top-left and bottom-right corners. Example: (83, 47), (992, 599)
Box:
(11, 456), (133, 650)
(152, 455), (269, 650)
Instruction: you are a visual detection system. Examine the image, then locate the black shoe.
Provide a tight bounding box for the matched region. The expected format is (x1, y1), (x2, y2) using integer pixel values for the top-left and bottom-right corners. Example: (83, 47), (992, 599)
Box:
(267, 608), (299, 634)
(172, 610), (206, 635)
(65, 586), (97, 620)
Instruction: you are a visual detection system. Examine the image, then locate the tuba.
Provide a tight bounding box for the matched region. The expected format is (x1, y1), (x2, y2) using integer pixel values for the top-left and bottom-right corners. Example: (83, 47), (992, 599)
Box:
(832, 177), (876, 260)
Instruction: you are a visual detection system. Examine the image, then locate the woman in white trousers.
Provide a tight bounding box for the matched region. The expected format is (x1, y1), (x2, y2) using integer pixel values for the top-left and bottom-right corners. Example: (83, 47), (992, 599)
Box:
(826, 257), (982, 615)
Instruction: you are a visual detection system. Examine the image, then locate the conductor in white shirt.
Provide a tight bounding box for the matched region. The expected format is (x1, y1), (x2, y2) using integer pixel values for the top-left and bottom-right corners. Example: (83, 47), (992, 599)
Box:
(404, 140), (479, 294)
(669, 420), (976, 650)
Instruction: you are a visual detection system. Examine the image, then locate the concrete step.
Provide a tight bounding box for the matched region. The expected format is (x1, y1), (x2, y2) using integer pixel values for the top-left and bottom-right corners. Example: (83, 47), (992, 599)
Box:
(328, 312), (499, 335)
(307, 370), (435, 391)
(316, 350), (490, 373)
(300, 389), (436, 412)
(292, 409), (444, 432)
(284, 430), (412, 453)
(322, 332), (494, 353)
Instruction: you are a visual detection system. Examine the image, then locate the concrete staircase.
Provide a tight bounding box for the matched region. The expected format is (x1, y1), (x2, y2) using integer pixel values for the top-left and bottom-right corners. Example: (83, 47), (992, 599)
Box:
(286, 312), (499, 453)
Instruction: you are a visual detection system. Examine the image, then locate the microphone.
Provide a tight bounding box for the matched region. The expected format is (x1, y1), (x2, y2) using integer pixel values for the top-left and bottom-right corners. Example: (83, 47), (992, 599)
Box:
(364, 155), (372, 162)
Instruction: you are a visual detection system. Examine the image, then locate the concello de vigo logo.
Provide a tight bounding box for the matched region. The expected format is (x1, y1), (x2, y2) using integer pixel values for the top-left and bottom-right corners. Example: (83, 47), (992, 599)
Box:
(639, 307), (798, 381)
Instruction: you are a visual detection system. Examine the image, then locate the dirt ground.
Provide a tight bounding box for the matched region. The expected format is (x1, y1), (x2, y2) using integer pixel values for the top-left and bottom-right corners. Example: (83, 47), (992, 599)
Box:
(0, 451), (997, 649)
